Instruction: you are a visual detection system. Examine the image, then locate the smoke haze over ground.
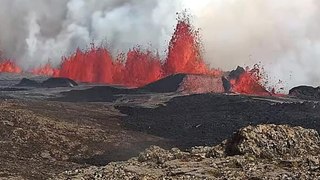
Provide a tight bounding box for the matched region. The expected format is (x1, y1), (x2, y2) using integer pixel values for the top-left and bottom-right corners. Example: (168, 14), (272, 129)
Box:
(0, 0), (320, 90)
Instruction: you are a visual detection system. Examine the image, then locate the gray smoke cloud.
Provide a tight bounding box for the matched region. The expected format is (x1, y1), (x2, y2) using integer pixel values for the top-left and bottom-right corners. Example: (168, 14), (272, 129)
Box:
(0, 0), (180, 68)
(0, 0), (320, 90)
(184, 0), (320, 90)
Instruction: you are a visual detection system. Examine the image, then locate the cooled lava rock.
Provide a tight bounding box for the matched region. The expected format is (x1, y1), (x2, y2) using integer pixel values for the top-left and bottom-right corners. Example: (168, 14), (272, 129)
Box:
(222, 66), (246, 92)
(41, 77), (78, 88)
(15, 78), (41, 87)
(223, 66), (271, 95)
(142, 74), (186, 93)
(56, 86), (142, 102)
(225, 124), (320, 158)
(289, 85), (320, 100)
(228, 66), (246, 80)
(0, 87), (28, 91)
(54, 124), (320, 179)
(141, 73), (225, 94)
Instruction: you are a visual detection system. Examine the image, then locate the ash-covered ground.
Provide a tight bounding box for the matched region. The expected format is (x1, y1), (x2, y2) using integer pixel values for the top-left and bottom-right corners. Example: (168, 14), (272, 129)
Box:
(0, 73), (320, 179)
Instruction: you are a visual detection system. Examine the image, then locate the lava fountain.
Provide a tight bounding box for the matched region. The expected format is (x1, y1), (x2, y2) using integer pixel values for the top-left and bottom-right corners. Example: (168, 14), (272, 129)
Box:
(0, 60), (22, 73)
(0, 13), (272, 96)
(32, 14), (222, 88)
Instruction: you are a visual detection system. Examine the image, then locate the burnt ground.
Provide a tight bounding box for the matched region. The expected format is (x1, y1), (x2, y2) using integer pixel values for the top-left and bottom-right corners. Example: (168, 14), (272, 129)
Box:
(117, 94), (320, 149)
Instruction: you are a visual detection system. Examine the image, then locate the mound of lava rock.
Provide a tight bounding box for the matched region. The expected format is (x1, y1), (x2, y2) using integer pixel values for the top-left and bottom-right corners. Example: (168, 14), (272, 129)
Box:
(142, 73), (225, 94)
(15, 77), (78, 88)
(289, 86), (320, 100)
(15, 78), (41, 87)
(142, 66), (270, 95)
(42, 77), (78, 88)
(54, 124), (320, 179)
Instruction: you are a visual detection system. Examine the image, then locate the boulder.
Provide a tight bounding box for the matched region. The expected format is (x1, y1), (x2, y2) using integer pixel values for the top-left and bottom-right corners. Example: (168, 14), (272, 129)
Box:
(228, 66), (246, 80)
(289, 86), (320, 100)
(225, 124), (320, 158)
(41, 77), (78, 88)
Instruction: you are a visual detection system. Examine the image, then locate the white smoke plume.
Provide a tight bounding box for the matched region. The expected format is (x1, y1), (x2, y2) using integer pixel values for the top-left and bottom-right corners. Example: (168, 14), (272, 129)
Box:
(183, 0), (320, 90)
(0, 0), (320, 90)
(0, 0), (180, 68)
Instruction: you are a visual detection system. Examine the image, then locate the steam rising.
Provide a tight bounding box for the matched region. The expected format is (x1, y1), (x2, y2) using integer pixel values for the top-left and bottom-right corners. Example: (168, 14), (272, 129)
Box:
(0, 0), (320, 89)
(0, 0), (180, 67)
(184, 0), (320, 89)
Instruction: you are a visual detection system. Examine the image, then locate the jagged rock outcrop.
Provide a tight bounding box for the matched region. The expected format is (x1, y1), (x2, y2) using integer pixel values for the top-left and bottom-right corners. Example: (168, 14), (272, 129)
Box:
(225, 124), (320, 158)
(289, 85), (320, 100)
(53, 124), (320, 179)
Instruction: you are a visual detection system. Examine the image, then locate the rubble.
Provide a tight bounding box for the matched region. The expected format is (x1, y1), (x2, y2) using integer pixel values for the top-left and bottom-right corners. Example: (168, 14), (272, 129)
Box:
(225, 124), (320, 158)
(54, 124), (320, 179)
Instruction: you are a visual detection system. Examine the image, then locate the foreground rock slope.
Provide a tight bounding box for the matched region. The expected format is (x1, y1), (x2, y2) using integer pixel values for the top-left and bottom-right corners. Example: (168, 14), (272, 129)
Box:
(54, 124), (320, 179)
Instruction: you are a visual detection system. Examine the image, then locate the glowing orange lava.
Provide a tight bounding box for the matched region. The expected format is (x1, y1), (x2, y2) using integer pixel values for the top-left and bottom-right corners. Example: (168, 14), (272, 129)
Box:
(164, 16), (220, 76)
(32, 64), (60, 76)
(122, 48), (163, 87)
(32, 15), (221, 87)
(0, 60), (22, 73)
(230, 66), (270, 96)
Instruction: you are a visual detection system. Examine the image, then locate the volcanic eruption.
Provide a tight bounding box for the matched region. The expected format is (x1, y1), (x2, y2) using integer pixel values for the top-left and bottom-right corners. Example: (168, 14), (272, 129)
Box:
(0, 13), (270, 96)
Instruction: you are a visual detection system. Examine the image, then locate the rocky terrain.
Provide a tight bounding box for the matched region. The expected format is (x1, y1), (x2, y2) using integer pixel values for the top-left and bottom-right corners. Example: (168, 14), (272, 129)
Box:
(0, 74), (320, 179)
(0, 99), (167, 179)
(54, 124), (320, 179)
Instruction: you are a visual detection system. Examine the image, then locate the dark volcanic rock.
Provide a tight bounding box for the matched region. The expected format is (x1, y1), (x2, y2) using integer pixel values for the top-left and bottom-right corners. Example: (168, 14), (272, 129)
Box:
(56, 74), (226, 102)
(141, 73), (225, 94)
(142, 74), (186, 93)
(15, 78), (41, 87)
(228, 66), (246, 80)
(118, 93), (320, 149)
(42, 77), (78, 88)
(222, 66), (245, 92)
(222, 76), (232, 92)
(56, 86), (142, 102)
(289, 85), (320, 100)
(0, 87), (28, 91)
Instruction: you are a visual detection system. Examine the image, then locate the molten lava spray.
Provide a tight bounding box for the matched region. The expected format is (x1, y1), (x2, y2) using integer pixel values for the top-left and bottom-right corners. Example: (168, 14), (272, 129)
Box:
(32, 64), (59, 76)
(165, 15), (221, 77)
(230, 66), (270, 96)
(122, 49), (163, 87)
(0, 60), (22, 73)
(31, 16), (222, 88)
